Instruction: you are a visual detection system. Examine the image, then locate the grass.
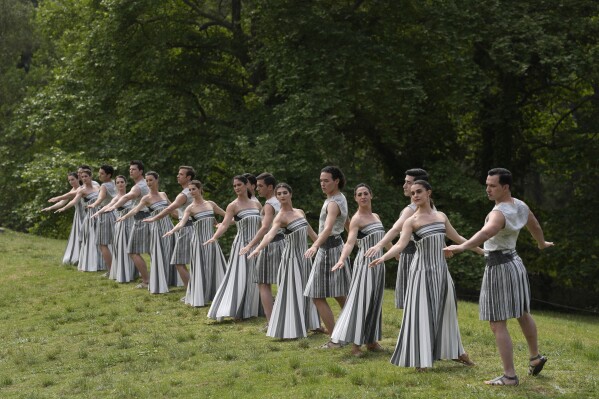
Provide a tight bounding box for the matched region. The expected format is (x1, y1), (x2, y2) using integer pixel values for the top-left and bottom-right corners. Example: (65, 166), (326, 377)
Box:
(0, 228), (597, 398)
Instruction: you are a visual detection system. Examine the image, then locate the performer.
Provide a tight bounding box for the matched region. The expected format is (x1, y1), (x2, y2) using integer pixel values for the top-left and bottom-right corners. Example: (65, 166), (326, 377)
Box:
(42, 172), (82, 265)
(364, 168), (430, 309)
(328, 184), (386, 355)
(240, 173), (284, 325)
(117, 171), (177, 294)
(144, 166), (196, 289)
(102, 161), (150, 288)
(243, 173), (261, 204)
(206, 175), (262, 320)
(444, 168), (553, 386)
(304, 166), (351, 338)
(164, 180), (227, 306)
(249, 183), (320, 339)
(86, 165), (117, 275)
(370, 180), (478, 370)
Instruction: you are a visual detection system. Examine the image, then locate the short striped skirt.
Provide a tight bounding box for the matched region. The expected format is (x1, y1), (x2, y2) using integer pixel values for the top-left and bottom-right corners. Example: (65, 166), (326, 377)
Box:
(127, 216), (150, 254)
(304, 236), (351, 298)
(394, 241), (416, 309)
(254, 234), (285, 284)
(170, 224), (194, 265)
(479, 250), (531, 321)
(96, 209), (116, 246)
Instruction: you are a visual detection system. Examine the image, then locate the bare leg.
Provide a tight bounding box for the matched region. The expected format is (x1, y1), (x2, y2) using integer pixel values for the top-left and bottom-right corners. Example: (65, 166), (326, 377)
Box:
(517, 312), (539, 358)
(99, 244), (112, 271)
(334, 296), (346, 308)
(130, 253), (149, 284)
(486, 320), (518, 384)
(313, 298), (335, 335)
(259, 283), (274, 322)
(175, 264), (190, 287)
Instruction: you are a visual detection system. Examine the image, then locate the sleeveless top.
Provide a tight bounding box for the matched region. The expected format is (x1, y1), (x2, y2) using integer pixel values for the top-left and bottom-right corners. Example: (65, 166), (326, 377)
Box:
(177, 188), (193, 220)
(100, 181), (117, 206)
(132, 180), (150, 212)
(484, 198), (529, 251)
(318, 193), (348, 235)
(265, 197), (284, 235)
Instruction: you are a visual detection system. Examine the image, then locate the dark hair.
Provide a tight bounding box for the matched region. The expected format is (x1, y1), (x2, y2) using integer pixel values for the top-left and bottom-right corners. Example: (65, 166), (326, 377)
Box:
(321, 166), (346, 190)
(79, 169), (91, 177)
(412, 179), (433, 207)
(488, 168), (512, 188)
(179, 166), (196, 179)
(243, 173), (257, 187)
(257, 172), (277, 188)
(275, 182), (292, 194)
(189, 179), (203, 192)
(100, 164), (114, 178)
(145, 171), (159, 180)
(130, 160), (144, 173)
(354, 183), (372, 196)
(78, 164), (92, 172)
(67, 172), (78, 179)
(233, 175), (252, 198)
(115, 175), (127, 183)
(405, 168), (429, 182)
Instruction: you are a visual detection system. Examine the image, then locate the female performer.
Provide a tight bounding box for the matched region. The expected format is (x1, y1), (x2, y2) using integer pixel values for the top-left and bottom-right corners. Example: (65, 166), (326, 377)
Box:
(370, 180), (479, 370)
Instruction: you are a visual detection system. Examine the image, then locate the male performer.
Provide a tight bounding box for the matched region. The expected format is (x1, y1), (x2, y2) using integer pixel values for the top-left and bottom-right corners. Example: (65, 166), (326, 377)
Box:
(445, 168), (553, 386)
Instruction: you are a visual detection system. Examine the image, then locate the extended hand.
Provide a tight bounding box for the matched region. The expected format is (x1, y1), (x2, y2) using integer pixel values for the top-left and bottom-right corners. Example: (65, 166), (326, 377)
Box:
(368, 258), (383, 268)
(364, 244), (381, 258)
(331, 261), (345, 271)
(304, 246), (318, 258)
(239, 245), (251, 255)
(538, 241), (554, 250)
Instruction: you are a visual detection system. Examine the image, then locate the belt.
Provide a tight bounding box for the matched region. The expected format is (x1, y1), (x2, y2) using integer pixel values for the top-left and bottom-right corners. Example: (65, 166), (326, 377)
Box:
(321, 235), (343, 250)
(134, 211), (150, 221)
(485, 250), (516, 267)
(402, 240), (416, 254)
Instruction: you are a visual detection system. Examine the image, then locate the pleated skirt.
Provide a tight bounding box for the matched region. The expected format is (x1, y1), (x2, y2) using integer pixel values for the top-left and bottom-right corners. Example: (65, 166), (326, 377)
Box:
(170, 224), (194, 265)
(127, 217), (150, 254)
(254, 236), (285, 284)
(394, 242), (415, 309)
(96, 209), (116, 246)
(78, 207), (105, 272)
(148, 213), (177, 294)
(304, 241), (351, 298)
(109, 208), (137, 282)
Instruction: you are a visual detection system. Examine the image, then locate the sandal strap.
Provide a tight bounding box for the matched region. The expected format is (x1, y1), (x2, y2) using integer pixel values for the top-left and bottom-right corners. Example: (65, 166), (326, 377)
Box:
(529, 354), (543, 361)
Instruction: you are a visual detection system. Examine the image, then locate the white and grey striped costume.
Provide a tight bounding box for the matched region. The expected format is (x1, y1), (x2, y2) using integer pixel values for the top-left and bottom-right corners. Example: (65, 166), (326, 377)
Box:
(254, 197), (285, 284)
(147, 200), (179, 294)
(170, 188), (194, 265)
(109, 201), (137, 282)
(208, 208), (262, 320)
(267, 218), (320, 339)
(479, 198), (531, 321)
(331, 222), (385, 346)
(395, 203), (417, 309)
(185, 210), (227, 307)
(390, 222), (466, 368)
(304, 193), (351, 298)
(78, 192), (105, 272)
(96, 181), (117, 246)
(127, 180), (151, 254)
(62, 198), (85, 265)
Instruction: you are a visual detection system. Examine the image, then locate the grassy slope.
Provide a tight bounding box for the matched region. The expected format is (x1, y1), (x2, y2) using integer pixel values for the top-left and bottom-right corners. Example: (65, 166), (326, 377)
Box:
(0, 229), (597, 399)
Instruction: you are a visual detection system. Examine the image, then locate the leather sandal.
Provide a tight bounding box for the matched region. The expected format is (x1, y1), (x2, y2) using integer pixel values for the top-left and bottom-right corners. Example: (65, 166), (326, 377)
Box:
(529, 354), (547, 376)
(485, 374), (519, 386)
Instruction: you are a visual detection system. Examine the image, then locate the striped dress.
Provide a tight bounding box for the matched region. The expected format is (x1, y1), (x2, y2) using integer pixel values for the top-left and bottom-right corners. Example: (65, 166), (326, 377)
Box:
(304, 193), (352, 298)
(78, 192), (105, 272)
(96, 181), (117, 246)
(208, 208), (262, 320)
(390, 222), (466, 368)
(170, 188), (194, 266)
(479, 198), (531, 321)
(62, 199), (85, 265)
(395, 203), (417, 309)
(147, 200), (178, 294)
(267, 218), (320, 339)
(185, 210), (227, 307)
(254, 197), (285, 284)
(109, 201), (137, 282)
(127, 180), (151, 254)
(331, 222), (385, 346)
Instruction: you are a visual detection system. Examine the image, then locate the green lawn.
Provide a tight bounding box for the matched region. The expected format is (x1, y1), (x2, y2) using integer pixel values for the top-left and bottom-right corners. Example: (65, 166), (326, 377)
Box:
(0, 229), (596, 398)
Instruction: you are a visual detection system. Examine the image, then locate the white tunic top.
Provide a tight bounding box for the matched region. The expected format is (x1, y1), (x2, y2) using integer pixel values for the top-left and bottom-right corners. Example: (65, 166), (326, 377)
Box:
(484, 198), (529, 251)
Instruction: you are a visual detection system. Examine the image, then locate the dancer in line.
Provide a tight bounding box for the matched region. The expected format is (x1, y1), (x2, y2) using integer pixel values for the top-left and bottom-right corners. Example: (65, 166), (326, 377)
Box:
(144, 166), (196, 289)
(240, 173), (284, 326)
(249, 183), (320, 339)
(370, 180), (478, 370)
(364, 168), (430, 309)
(164, 180), (227, 306)
(206, 175), (262, 320)
(42, 172), (82, 265)
(328, 184), (386, 355)
(304, 166), (351, 340)
(444, 168), (553, 386)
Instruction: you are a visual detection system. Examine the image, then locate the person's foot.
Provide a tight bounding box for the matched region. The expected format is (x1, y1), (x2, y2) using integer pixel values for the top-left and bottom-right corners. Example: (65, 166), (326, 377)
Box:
(310, 327), (327, 334)
(366, 343), (385, 352)
(484, 374), (519, 386)
(529, 354), (547, 376)
(101, 272), (109, 278)
(415, 367), (428, 372)
(319, 341), (342, 349)
(135, 282), (148, 289)
(351, 345), (363, 357)
(453, 352), (475, 366)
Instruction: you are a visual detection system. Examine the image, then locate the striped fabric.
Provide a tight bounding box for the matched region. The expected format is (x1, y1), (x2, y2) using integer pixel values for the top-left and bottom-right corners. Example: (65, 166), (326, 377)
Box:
(185, 211), (227, 307)
(267, 218), (320, 339)
(208, 208), (262, 320)
(96, 209), (116, 246)
(127, 214), (151, 254)
(390, 222), (466, 368)
(147, 200), (178, 294)
(62, 200), (84, 265)
(254, 235), (285, 284)
(304, 235), (352, 299)
(479, 250), (531, 321)
(170, 224), (194, 265)
(331, 223), (385, 346)
(78, 193), (106, 272)
(394, 241), (416, 309)
(109, 206), (137, 283)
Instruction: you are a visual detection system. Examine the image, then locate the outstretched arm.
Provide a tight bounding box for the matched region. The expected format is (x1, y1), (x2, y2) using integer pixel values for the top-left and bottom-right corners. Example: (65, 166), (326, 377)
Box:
(364, 206), (415, 257)
(42, 200), (68, 212)
(204, 203), (235, 245)
(248, 214), (284, 259)
(369, 218), (414, 267)
(55, 188), (85, 213)
(526, 211), (554, 249)
(443, 213), (484, 255)
(304, 201), (340, 258)
(144, 192), (187, 223)
(116, 196), (148, 222)
(241, 203), (276, 255)
(444, 210), (504, 254)
(163, 206), (193, 237)
(331, 217), (359, 271)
